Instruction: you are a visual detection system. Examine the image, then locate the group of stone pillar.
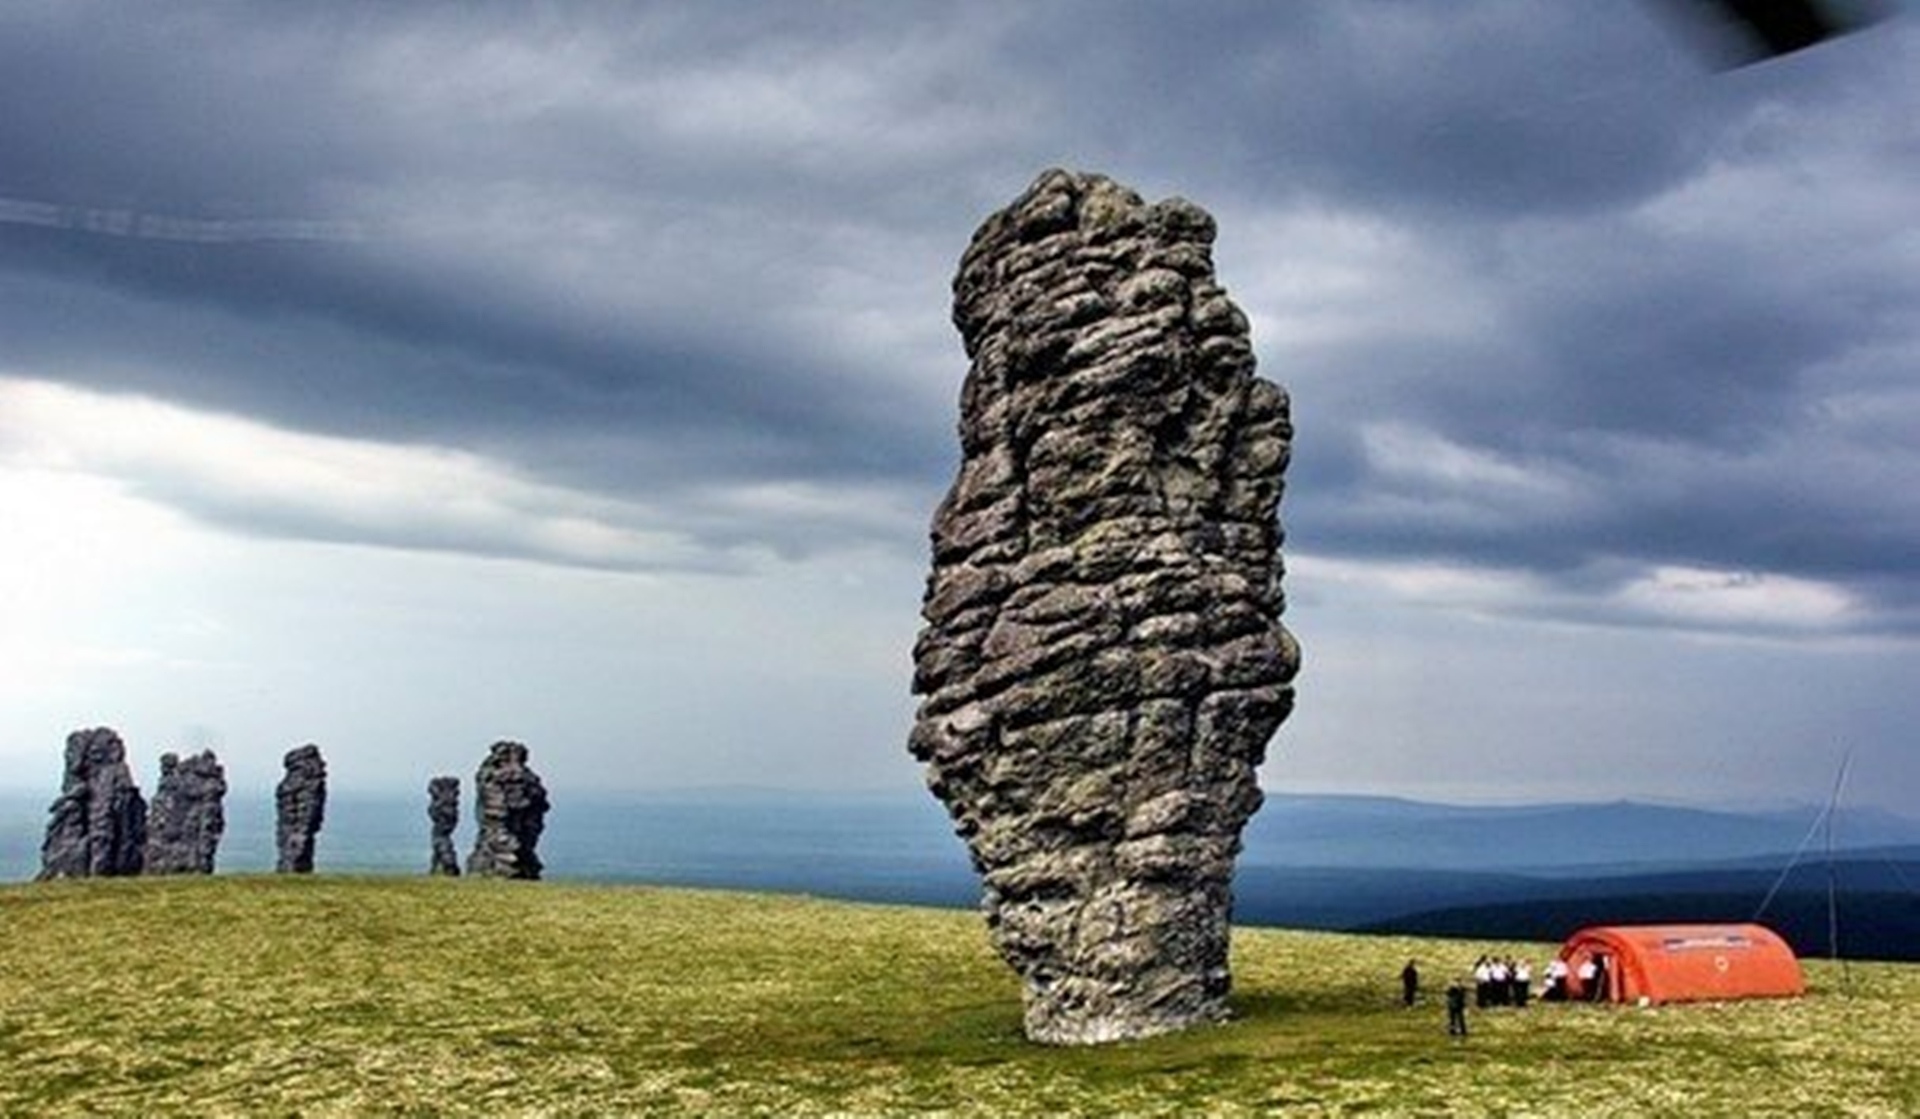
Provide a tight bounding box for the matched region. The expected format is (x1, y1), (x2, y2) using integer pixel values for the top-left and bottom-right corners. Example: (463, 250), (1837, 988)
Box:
(36, 727), (326, 881)
(31, 169), (1288, 1051)
(34, 728), (549, 882)
(426, 741), (551, 880)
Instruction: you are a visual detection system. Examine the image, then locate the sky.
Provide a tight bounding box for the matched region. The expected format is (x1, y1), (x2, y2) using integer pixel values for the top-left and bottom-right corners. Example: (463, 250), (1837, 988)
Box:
(1, 1), (1916, 814)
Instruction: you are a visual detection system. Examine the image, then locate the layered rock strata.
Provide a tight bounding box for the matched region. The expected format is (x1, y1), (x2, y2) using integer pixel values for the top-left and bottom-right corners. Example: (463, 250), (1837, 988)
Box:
(465, 741), (549, 880)
(428, 775), (461, 876)
(910, 169), (1299, 1044)
(144, 750), (227, 874)
(38, 727), (149, 879)
(275, 744), (328, 874)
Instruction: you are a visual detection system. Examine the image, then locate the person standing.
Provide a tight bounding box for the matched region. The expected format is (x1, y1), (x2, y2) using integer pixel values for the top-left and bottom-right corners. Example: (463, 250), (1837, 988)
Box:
(1545, 957), (1570, 1002)
(1514, 959), (1533, 1008)
(1577, 955), (1599, 1001)
(1401, 959), (1420, 1007)
(1446, 979), (1469, 1038)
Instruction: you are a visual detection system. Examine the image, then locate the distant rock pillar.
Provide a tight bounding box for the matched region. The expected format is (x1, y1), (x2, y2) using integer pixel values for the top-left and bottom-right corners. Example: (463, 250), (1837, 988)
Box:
(144, 750), (228, 874)
(910, 170), (1299, 1044)
(38, 727), (148, 879)
(275, 744), (328, 874)
(465, 741), (549, 880)
(428, 775), (461, 876)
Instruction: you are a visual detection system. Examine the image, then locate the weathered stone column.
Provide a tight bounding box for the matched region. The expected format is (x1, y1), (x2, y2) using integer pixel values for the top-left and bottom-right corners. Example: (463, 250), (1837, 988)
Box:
(275, 744), (327, 874)
(910, 169), (1299, 1044)
(38, 727), (148, 879)
(144, 750), (227, 874)
(428, 775), (461, 876)
(465, 741), (549, 880)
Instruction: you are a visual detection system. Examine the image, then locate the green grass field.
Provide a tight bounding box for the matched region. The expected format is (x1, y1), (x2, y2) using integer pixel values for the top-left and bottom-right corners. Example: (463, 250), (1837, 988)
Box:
(2, 876), (1914, 1116)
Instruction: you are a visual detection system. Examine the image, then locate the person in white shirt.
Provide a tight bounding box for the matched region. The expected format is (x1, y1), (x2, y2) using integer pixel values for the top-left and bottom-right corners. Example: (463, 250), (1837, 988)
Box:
(1577, 956), (1601, 1001)
(1545, 957), (1571, 1002)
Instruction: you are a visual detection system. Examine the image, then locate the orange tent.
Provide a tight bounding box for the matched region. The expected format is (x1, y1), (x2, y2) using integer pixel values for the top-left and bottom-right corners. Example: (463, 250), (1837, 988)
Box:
(1558, 923), (1805, 1005)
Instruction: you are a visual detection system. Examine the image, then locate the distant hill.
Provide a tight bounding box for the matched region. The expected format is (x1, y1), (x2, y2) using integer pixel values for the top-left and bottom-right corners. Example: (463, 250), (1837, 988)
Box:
(1241, 793), (1920, 873)
(1227, 796), (1920, 959)
(1354, 857), (1920, 962)
(6, 789), (1918, 961)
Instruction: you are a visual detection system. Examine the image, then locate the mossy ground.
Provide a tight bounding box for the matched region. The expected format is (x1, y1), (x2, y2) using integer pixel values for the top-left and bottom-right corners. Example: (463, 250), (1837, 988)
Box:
(1, 876), (1914, 1116)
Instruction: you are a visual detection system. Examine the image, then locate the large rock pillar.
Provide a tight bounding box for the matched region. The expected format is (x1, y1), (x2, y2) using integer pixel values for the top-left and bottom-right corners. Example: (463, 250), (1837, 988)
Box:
(465, 741), (549, 880)
(38, 727), (148, 879)
(275, 744), (328, 874)
(144, 750), (227, 874)
(910, 169), (1299, 1044)
(428, 775), (461, 876)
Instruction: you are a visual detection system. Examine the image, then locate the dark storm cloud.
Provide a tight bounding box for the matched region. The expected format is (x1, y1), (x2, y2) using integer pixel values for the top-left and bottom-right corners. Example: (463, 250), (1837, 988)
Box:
(1, 1), (1915, 632)
(0, 1), (973, 465)
(0, 220), (933, 477)
(990, 1), (1734, 218)
(1237, 8), (1920, 633)
(0, 4), (376, 215)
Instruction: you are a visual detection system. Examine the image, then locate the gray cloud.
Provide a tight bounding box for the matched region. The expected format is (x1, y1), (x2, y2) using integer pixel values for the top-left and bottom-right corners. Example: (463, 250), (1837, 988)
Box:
(5, 0), (1920, 817)
(1250, 11), (1920, 633)
(1, 0), (1916, 638)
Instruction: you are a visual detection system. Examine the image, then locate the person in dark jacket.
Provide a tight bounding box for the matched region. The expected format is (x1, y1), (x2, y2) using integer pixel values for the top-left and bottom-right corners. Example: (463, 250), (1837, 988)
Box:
(1401, 959), (1420, 1007)
(1446, 979), (1469, 1037)
(1589, 954), (1611, 1002)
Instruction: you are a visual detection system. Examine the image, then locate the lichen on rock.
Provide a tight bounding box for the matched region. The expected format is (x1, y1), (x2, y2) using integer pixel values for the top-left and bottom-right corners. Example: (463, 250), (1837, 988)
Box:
(911, 169), (1299, 1045)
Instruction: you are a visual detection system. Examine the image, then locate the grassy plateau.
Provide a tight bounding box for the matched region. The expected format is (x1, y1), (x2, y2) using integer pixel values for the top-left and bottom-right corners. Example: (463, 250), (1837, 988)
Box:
(1, 876), (1915, 1117)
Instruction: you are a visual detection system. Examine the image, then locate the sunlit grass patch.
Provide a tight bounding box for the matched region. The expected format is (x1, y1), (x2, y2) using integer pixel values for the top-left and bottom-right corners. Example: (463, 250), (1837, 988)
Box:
(3, 876), (1917, 1115)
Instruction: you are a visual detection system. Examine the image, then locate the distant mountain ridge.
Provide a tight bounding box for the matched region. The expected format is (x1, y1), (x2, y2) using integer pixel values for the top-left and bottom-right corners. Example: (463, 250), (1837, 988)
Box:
(1241, 793), (1920, 873)
(5, 788), (1918, 958)
(1358, 860), (1920, 964)
(1235, 795), (1920, 961)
